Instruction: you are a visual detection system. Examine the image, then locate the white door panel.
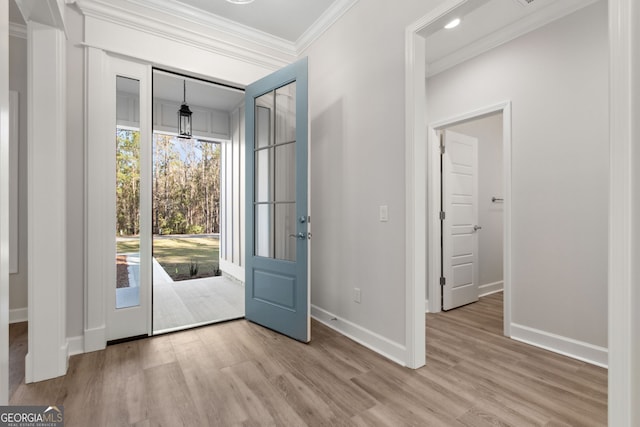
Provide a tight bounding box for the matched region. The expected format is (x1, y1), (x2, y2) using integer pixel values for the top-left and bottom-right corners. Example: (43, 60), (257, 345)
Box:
(442, 129), (479, 310)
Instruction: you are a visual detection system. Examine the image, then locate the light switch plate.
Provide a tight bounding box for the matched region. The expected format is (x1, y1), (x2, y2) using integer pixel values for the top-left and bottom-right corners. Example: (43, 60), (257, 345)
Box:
(379, 205), (389, 222)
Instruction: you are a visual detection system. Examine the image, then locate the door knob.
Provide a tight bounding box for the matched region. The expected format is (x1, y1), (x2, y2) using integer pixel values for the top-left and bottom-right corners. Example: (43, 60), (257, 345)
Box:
(473, 225), (482, 231)
(289, 232), (306, 239)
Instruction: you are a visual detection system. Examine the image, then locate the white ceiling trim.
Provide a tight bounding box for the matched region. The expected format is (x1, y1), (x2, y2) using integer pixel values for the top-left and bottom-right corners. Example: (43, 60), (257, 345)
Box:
(75, 0), (293, 71)
(296, 0), (359, 53)
(426, 0), (600, 77)
(9, 22), (27, 39)
(128, 0), (297, 56)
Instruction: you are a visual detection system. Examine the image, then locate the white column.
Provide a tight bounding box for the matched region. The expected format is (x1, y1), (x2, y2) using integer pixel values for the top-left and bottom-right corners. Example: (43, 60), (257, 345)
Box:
(0, 0), (10, 405)
(25, 21), (68, 382)
(608, 0), (639, 425)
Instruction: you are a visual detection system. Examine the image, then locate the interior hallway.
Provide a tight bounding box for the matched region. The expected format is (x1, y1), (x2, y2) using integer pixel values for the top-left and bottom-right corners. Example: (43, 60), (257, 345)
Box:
(8, 292), (606, 426)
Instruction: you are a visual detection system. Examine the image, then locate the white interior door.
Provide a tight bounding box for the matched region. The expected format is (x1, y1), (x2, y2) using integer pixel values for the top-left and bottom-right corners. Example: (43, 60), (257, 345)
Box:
(442, 129), (479, 310)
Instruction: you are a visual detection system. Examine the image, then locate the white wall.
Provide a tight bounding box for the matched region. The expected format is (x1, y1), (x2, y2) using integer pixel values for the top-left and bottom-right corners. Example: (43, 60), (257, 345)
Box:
(302, 0), (450, 354)
(219, 104), (245, 282)
(427, 2), (608, 351)
(8, 34), (27, 319)
(449, 114), (503, 292)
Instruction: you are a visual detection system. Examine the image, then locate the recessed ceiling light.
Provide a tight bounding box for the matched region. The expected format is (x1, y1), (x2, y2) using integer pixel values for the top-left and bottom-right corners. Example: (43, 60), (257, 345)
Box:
(444, 18), (461, 30)
(227, 0), (255, 4)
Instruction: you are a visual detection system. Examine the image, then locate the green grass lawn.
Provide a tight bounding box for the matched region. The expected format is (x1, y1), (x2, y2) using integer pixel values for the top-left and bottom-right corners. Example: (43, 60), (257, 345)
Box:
(117, 236), (220, 281)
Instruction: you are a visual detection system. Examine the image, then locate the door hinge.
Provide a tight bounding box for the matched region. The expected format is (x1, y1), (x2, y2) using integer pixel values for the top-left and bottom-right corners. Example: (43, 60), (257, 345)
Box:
(439, 133), (445, 154)
(440, 277), (446, 286)
(439, 211), (446, 221)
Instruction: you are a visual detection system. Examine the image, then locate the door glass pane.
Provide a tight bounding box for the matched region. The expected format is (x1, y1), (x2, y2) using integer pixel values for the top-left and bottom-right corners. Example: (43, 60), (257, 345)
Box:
(253, 82), (297, 261)
(275, 203), (296, 261)
(255, 204), (272, 258)
(115, 76), (141, 309)
(255, 148), (271, 203)
(256, 97), (272, 149)
(275, 143), (295, 202)
(275, 82), (296, 145)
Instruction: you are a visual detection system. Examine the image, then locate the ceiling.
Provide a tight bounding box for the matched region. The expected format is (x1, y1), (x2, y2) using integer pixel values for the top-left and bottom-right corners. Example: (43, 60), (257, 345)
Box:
(176, 0), (338, 42)
(420, 0), (596, 74)
(153, 71), (244, 112)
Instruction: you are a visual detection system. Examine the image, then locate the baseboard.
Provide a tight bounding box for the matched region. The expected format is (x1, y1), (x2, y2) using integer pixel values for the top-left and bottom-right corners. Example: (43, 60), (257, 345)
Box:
(425, 299), (429, 313)
(9, 307), (28, 324)
(83, 326), (106, 353)
(67, 335), (85, 357)
(479, 281), (504, 297)
(311, 305), (406, 366)
(510, 323), (608, 368)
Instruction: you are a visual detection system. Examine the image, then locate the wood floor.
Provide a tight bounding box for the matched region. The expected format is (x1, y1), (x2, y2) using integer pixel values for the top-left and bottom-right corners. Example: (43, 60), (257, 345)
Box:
(9, 293), (607, 426)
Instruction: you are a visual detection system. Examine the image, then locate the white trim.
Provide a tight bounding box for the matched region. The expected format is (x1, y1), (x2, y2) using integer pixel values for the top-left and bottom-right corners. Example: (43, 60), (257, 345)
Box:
(84, 0), (359, 57)
(311, 305), (406, 366)
(67, 336), (84, 357)
(426, 101), (512, 340)
(425, 300), (429, 313)
(426, 0), (600, 77)
(83, 326), (106, 353)
(511, 323), (608, 369)
(84, 46), (108, 354)
(9, 91), (18, 274)
(127, 0), (296, 55)
(478, 281), (503, 297)
(405, 0), (471, 371)
(297, 0), (360, 53)
(608, 0), (638, 424)
(9, 22), (27, 39)
(77, 0), (292, 71)
(0, 0), (9, 404)
(9, 308), (27, 324)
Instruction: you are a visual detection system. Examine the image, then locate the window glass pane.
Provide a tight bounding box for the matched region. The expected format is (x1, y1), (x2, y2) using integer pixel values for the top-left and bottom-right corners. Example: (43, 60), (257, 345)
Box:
(115, 77), (141, 309)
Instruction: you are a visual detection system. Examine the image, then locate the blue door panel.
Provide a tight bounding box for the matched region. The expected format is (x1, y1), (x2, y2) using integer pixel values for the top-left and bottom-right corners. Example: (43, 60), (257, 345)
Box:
(245, 58), (309, 342)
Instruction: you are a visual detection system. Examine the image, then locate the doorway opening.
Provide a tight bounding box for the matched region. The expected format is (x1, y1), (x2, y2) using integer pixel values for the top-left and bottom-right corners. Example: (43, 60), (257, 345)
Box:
(150, 70), (246, 334)
(113, 68), (247, 336)
(430, 110), (508, 314)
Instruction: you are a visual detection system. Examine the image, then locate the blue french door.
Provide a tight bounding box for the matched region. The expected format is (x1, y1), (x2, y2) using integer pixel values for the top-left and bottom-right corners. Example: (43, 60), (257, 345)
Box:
(245, 58), (309, 342)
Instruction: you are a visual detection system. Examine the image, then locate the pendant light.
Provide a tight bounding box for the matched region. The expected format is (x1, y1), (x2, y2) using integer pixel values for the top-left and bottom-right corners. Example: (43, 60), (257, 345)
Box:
(178, 80), (192, 138)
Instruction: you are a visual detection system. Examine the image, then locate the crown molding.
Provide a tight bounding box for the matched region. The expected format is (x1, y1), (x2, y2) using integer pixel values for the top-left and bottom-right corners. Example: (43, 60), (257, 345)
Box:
(75, 0), (357, 62)
(9, 22), (27, 39)
(75, 0), (293, 70)
(426, 0), (600, 77)
(128, 0), (297, 56)
(296, 0), (359, 53)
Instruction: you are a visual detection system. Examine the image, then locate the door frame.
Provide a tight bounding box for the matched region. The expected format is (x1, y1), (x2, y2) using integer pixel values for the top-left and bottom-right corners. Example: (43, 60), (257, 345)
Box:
(426, 103), (512, 333)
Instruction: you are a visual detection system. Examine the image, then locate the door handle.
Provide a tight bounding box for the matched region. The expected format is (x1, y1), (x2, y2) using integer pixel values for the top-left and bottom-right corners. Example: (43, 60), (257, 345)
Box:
(473, 225), (482, 231)
(289, 232), (306, 239)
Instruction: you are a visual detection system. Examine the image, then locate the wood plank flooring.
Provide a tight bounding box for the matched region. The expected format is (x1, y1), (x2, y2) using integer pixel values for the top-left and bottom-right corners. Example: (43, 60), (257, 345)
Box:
(9, 293), (607, 426)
